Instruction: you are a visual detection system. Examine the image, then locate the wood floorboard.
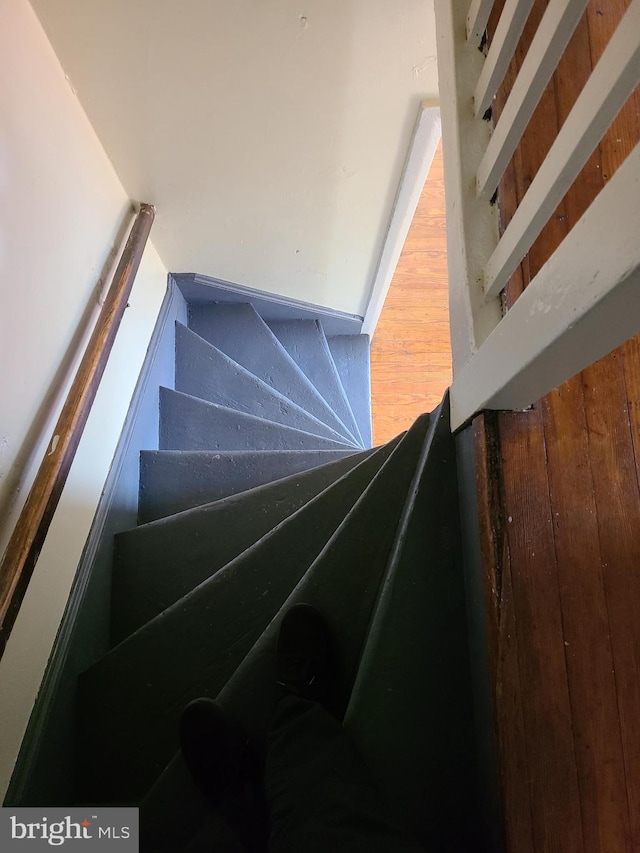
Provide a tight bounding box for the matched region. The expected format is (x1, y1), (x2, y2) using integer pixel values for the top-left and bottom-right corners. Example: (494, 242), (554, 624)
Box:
(581, 355), (640, 849)
(498, 406), (584, 853)
(370, 141), (451, 445)
(496, 538), (535, 853)
(474, 2), (640, 850)
(542, 378), (630, 850)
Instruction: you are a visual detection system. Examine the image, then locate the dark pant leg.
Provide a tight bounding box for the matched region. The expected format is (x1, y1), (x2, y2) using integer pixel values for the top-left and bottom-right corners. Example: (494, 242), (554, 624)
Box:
(182, 813), (247, 853)
(265, 695), (426, 853)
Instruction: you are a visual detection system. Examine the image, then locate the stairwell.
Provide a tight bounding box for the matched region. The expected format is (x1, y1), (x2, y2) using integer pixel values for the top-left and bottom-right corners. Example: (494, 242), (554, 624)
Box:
(10, 286), (482, 851)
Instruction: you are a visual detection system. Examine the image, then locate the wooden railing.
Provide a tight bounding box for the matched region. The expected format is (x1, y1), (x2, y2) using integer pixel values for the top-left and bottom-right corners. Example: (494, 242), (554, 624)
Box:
(0, 203), (155, 657)
(436, 0), (640, 430)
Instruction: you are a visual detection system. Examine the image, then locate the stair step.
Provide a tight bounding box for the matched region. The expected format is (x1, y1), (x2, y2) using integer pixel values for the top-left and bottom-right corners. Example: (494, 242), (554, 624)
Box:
(175, 323), (355, 446)
(133, 416), (430, 842)
(159, 388), (355, 452)
(138, 449), (364, 522)
(77, 439), (403, 803)
(189, 303), (356, 443)
(268, 319), (364, 447)
(213, 415), (430, 743)
(344, 397), (479, 849)
(327, 335), (373, 447)
(113, 446), (388, 642)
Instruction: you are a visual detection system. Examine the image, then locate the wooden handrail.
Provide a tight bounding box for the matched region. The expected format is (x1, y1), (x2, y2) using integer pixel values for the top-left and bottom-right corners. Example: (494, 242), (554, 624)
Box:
(0, 203), (156, 657)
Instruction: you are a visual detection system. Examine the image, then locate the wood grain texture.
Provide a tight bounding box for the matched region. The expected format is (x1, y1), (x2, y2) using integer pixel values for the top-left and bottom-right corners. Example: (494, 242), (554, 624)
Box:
(543, 377), (630, 850)
(582, 353), (640, 849)
(498, 406), (584, 852)
(495, 530), (535, 853)
(370, 141), (451, 445)
(0, 204), (155, 658)
(476, 2), (640, 850)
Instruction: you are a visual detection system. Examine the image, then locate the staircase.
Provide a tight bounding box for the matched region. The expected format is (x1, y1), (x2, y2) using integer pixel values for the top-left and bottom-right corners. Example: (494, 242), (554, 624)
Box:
(15, 291), (482, 850)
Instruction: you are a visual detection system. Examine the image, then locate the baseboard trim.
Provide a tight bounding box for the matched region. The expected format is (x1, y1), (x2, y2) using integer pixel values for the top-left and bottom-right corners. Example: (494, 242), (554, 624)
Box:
(173, 273), (363, 336)
(362, 103), (442, 339)
(5, 276), (187, 806)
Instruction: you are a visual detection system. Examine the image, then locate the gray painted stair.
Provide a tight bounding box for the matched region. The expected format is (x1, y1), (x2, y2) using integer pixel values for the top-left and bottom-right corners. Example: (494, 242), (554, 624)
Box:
(138, 415), (431, 852)
(112, 443), (396, 643)
(344, 402), (480, 850)
(175, 323), (355, 446)
(215, 415), (430, 741)
(138, 449), (366, 522)
(79, 431), (410, 803)
(159, 388), (355, 452)
(268, 319), (364, 446)
(189, 303), (362, 445)
(328, 334), (373, 448)
(36, 285), (482, 851)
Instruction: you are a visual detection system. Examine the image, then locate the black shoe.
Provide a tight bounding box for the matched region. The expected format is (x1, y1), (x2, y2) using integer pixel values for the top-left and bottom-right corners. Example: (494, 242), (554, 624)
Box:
(179, 698), (256, 806)
(275, 603), (335, 708)
(179, 699), (267, 851)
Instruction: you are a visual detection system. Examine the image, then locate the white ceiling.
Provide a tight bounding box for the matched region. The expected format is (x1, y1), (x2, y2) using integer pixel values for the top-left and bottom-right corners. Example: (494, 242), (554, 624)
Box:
(31, 0), (438, 316)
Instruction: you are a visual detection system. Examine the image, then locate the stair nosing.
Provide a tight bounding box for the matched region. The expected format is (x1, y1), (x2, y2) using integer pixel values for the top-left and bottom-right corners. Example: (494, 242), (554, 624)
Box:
(267, 319), (364, 446)
(105, 436), (403, 653)
(129, 446), (375, 532)
(215, 415), (429, 704)
(175, 323), (360, 447)
(188, 303), (361, 444)
(159, 387), (359, 451)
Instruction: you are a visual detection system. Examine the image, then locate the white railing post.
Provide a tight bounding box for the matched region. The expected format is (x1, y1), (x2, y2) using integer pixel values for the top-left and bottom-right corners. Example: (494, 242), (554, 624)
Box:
(477, 0), (589, 200)
(436, 0), (640, 431)
(473, 0), (534, 119)
(450, 142), (640, 430)
(435, 0), (502, 373)
(483, 0), (640, 299)
(467, 0), (496, 47)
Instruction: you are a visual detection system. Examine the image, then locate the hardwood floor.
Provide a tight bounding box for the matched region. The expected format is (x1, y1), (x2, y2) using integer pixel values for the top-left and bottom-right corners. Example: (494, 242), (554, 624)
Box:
(476, 3), (640, 851)
(370, 140), (451, 445)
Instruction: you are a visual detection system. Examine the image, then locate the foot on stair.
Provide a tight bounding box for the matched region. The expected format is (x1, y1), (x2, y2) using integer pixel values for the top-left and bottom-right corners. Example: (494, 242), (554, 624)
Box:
(275, 603), (336, 712)
(179, 698), (259, 806)
(179, 699), (266, 850)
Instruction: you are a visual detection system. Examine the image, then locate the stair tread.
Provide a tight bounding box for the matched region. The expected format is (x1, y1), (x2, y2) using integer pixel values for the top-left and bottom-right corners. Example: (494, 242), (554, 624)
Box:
(78, 439), (402, 803)
(214, 415), (430, 741)
(134, 416), (430, 839)
(189, 304), (356, 442)
(267, 319), (364, 446)
(113, 446), (383, 642)
(159, 388), (356, 452)
(138, 449), (362, 523)
(175, 323), (356, 446)
(327, 335), (372, 447)
(344, 397), (480, 850)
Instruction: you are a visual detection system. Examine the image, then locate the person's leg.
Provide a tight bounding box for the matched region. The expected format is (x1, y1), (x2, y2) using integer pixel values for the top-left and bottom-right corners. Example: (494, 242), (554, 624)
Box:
(179, 698), (266, 852)
(266, 694), (426, 853)
(265, 604), (425, 853)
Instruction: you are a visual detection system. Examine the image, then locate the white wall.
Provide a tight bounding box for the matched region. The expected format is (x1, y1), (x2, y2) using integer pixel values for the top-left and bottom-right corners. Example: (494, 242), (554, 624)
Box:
(0, 0), (168, 798)
(30, 0), (439, 318)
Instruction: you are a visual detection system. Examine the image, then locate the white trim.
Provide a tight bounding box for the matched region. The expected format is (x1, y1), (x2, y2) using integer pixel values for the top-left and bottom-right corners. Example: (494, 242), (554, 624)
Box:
(450, 140), (640, 430)
(474, 0), (534, 118)
(477, 0), (589, 199)
(362, 103), (442, 338)
(484, 0), (640, 298)
(467, 0), (496, 47)
(435, 0), (502, 371)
